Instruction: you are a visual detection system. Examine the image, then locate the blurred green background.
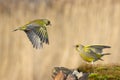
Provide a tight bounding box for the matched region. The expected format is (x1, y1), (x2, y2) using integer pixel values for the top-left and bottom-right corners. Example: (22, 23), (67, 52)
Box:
(0, 0), (120, 80)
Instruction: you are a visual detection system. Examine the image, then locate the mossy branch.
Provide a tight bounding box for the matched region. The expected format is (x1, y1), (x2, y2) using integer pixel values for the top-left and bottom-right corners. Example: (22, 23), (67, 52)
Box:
(52, 64), (120, 80)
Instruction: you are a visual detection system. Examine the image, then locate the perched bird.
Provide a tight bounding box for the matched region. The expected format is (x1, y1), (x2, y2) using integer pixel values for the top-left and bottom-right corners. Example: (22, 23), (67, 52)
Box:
(75, 44), (111, 64)
(13, 19), (51, 49)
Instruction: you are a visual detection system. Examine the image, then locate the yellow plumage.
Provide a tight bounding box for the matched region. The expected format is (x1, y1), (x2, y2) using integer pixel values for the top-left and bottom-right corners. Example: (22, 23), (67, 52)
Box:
(75, 44), (111, 63)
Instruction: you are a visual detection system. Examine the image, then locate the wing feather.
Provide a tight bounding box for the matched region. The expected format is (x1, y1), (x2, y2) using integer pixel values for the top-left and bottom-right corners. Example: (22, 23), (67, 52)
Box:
(24, 30), (43, 49)
(25, 22), (49, 45)
(32, 27), (49, 44)
(88, 45), (111, 49)
(87, 45), (111, 54)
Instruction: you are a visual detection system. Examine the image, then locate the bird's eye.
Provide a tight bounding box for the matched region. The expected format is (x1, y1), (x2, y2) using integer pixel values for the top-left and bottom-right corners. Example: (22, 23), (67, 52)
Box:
(76, 45), (79, 47)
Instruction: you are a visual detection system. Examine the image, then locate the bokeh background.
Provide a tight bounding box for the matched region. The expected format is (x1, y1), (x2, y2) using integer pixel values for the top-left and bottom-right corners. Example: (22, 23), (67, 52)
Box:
(0, 0), (120, 80)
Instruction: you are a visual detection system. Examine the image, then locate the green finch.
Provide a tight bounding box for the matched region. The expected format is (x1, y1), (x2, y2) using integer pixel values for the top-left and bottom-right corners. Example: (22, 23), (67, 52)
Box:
(13, 19), (51, 49)
(75, 44), (111, 64)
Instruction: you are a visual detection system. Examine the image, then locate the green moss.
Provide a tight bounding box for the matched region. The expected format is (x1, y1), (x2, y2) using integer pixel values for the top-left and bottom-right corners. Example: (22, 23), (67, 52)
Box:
(89, 74), (117, 80)
(89, 73), (98, 78)
(77, 64), (120, 80)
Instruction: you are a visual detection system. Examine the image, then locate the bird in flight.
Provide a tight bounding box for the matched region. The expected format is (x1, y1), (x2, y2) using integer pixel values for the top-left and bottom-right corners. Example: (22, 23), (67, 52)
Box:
(13, 19), (51, 49)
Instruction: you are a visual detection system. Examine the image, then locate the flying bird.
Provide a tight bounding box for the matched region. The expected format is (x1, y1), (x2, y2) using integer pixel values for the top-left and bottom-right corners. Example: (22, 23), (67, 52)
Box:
(13, 19), (51, 49)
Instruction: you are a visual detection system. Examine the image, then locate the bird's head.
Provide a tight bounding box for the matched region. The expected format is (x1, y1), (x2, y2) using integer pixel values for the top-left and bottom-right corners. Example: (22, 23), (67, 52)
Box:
(75, 44), (84, 51)
(75, 44), (79, 48)
(41, 19), (51, 26)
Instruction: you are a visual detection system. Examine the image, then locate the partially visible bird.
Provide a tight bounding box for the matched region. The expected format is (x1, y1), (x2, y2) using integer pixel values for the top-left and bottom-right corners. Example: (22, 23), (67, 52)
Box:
(75, 44), (111, 64)
(13, 19), (51, 49)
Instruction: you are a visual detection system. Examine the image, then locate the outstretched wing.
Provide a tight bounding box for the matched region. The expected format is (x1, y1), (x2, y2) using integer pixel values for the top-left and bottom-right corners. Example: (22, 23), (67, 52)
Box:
(87, 45), (111, 54)
(24, 30), (43, 49)
(32, 26), (49, 44)
(26, 22), (49, 44)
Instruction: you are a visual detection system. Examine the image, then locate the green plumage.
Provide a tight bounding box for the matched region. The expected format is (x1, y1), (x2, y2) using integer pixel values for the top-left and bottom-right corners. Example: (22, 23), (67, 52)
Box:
(13, 19), (51, 49)
(75, 44), (111, 63)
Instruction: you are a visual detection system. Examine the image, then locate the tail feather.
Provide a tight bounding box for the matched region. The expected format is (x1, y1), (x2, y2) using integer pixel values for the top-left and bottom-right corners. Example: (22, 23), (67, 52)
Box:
(13, 29), (18, 31)
(101, 53), (111, 57)
(103, 53), (111, 55)
(13, 27), (21, 31)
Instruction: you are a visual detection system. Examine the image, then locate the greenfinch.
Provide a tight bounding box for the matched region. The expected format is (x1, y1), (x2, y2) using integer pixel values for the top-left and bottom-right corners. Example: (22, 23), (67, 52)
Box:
(13, 19), (51, 49)
(75, 44), (111, 64)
